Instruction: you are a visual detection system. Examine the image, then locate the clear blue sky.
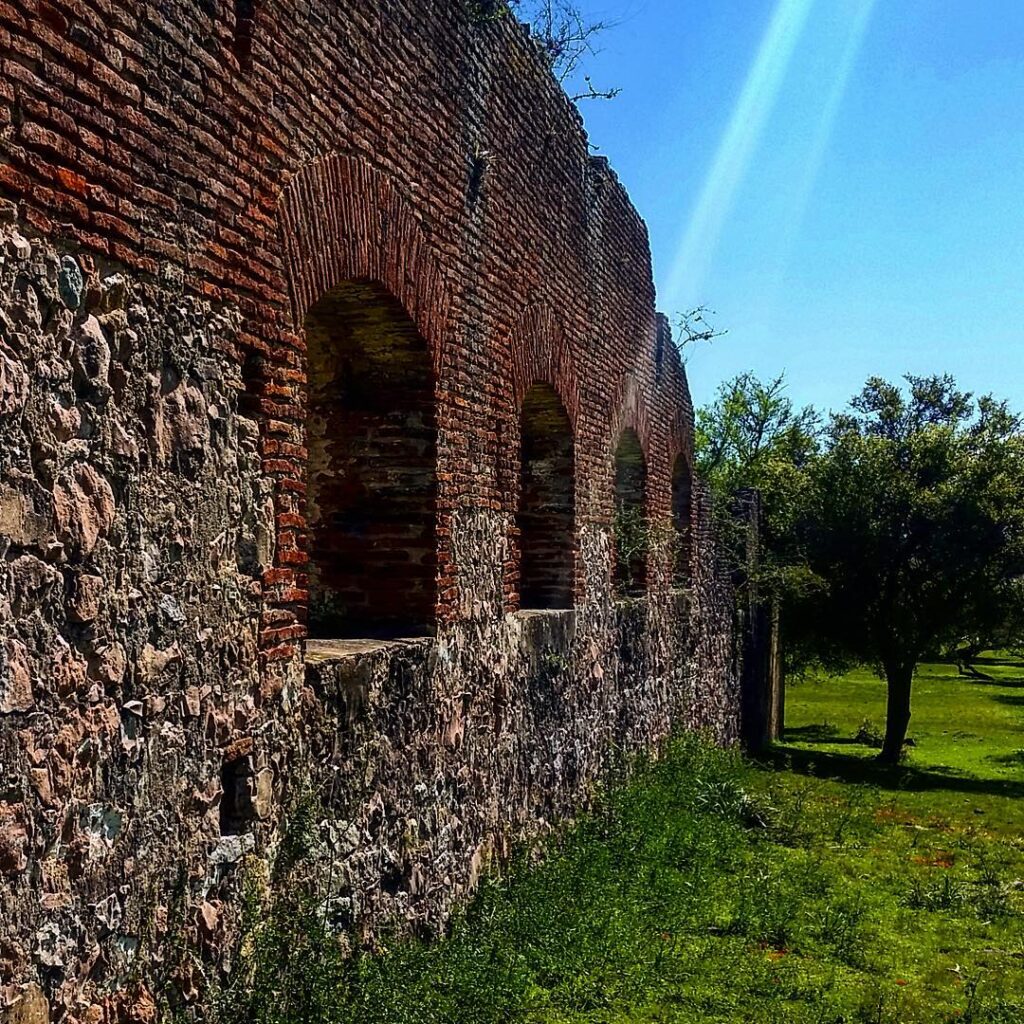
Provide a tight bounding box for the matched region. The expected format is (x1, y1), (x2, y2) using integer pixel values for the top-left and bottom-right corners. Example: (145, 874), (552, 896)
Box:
(569, 0), (1024, 414)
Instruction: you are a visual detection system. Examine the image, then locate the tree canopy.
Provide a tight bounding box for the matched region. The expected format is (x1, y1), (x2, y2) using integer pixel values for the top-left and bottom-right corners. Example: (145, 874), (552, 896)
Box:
(695, 372), (819, 598)
(793, 375), (1024, 761)
(697, 372), (1024, 765)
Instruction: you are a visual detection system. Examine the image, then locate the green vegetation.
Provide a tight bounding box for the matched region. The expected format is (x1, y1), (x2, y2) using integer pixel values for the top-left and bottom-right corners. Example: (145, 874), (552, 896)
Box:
(781, 653), (1024, 836)
(613, 502), (651, 596)
(213, 658), (1024, 1024)
(696, 372), (1024, 763)
(791, 376), (1024, 762)
(694, 370), (820, 601)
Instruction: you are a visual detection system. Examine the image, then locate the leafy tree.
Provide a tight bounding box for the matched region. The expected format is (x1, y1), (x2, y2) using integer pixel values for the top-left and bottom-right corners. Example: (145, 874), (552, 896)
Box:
(793, 375), (1024, 763)
(695, 372), (820, 599)
(940, 573), (1024, 679)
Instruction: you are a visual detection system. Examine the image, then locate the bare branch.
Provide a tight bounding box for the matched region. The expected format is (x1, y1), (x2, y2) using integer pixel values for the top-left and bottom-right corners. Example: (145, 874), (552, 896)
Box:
(510, 0), (621, 100)
(570, 76), (622, 102)
(675, 307), (728, 362)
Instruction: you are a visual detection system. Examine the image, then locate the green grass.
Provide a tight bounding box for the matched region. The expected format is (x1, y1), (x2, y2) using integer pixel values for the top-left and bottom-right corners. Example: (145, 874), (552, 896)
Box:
(781, 653), (1024, 835)
(208, 658), (1024, 1024)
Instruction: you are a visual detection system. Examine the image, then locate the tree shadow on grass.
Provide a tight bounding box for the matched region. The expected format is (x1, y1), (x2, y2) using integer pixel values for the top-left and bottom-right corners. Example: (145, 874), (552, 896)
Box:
(956, 655), (1024, 688)
(783, 724), (862, 744)
(927, 656), (1024, 688)
(987, 749), (1024, 768)
(783, 724), (876, 747)
(962, 675), (1024, 690)
(990, 693), (1024, 707)
(974, 654), (1024, 667)
(757, 744), (1024, 801)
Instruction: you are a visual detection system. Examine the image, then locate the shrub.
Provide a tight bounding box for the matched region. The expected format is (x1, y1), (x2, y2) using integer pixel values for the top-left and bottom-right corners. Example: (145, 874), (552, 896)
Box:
(854, 718), (884, 748)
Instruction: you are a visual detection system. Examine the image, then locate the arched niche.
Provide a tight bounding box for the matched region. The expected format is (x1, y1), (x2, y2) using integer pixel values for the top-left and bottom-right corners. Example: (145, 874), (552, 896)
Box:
(671, 453), (693, 587)
(304, 279), (437, 638)
(613, 428), (648, 596)
(518, 384), (575, 609)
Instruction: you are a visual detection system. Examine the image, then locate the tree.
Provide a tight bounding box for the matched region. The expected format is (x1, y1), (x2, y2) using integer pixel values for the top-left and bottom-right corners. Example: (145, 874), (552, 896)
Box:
(695, 372), (819, 599)
(793, 375), (1024, 764)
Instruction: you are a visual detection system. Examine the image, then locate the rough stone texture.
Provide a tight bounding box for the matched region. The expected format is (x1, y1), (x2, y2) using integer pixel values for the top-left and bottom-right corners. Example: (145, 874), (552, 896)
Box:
(0, 2), (762, 1018)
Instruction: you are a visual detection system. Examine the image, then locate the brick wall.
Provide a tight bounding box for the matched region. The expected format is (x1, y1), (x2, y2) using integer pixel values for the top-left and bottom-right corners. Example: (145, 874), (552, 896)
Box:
(0, 2), (759, 1018)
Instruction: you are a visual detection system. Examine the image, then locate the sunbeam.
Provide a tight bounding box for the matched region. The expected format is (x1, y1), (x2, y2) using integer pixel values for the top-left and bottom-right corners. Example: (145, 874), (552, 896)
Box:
(764, 0), (879, 299)
(662, 0), (817, 311)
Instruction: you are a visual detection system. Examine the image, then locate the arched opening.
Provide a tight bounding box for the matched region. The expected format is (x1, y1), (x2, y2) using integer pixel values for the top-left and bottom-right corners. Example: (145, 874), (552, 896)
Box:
(672, 454), (693, 586)
(613, 429), (647, 596)
(304, 281), (437, 639)
(518, 384), (575, 609)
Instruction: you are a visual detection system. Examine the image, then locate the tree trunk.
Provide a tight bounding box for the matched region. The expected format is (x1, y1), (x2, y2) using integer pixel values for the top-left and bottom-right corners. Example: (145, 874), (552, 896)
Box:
(879, 662), (914, 765)
(959, 659), (992, 680)
(956, 646), (992, 680)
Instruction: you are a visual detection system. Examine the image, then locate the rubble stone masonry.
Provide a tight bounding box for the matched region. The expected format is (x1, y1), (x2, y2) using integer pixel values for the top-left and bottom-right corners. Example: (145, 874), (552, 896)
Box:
(0, 2), (757, 1019)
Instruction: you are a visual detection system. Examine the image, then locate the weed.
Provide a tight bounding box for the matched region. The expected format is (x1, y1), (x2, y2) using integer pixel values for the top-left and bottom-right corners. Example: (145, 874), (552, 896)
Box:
(541, 651), (568, 673)
(855, 717), (884, 748)
(901, 872), (968, 911)
(612, 501), (649, 596)
(810, 890), (869, 966)
(763, 774), (816, 846)
(855, 984), (905, 1024)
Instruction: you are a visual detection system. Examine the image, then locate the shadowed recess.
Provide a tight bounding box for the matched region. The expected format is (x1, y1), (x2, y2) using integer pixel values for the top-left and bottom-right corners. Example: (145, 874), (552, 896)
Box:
(304, 280), (437, 639)
(672, 454), (693, 586)
(518, 384), (575, 609)
(614, 428), (648, 595)
(232, 0), (256, 68)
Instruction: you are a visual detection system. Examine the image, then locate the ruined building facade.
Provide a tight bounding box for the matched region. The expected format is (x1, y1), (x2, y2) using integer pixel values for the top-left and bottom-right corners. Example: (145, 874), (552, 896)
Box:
(0, 2), (760, 1018)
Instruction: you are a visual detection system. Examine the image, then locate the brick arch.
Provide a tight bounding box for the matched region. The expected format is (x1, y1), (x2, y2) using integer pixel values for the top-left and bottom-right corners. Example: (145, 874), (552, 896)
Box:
(609, 373), (655, 463)
(507, 304), (581, 429)
(262, 153), (453, 645)
(501, 305), (582, 611)
(667, 411), (694, 476)
(276, 152), (451, 370)
(610, 393), (651, 595)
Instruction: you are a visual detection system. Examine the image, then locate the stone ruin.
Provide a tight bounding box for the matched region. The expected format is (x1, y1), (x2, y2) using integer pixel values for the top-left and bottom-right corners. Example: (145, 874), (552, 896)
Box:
(0, 2), (772, 1019)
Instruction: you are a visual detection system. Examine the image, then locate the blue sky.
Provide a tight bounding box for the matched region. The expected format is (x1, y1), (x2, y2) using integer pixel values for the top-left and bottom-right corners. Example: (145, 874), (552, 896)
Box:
(568, 0), (1024, 414)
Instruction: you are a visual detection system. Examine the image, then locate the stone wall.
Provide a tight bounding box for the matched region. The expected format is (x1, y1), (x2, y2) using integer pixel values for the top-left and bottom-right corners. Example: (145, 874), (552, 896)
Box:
(0, 2), (758, 1019)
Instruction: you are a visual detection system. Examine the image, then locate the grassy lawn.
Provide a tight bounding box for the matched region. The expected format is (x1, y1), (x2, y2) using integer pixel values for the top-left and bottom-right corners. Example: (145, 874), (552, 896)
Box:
(781, 653), (1024, 835)
(214, 658), (1024, 1024)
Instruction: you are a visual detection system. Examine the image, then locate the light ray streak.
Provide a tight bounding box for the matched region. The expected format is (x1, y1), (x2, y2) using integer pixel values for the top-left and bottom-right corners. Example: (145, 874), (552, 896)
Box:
(765, 0), (879, 297)
(663, 0), (817, 310)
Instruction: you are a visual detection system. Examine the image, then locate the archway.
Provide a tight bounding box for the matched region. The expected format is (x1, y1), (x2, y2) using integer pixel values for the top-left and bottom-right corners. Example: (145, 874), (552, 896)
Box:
(613, 429), (647, 596)
(672, 454), (693, 586)
(518, 384), (575, 609)
(304, 280), (437, 638)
